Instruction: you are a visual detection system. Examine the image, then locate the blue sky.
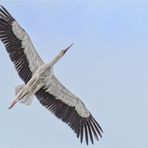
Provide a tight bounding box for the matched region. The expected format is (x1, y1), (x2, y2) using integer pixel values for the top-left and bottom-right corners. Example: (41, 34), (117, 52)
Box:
(0, 0), (148, 147)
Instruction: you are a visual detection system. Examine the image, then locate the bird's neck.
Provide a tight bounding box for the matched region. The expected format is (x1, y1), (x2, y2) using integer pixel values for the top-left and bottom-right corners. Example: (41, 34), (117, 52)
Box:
(45, 51), (64, 70)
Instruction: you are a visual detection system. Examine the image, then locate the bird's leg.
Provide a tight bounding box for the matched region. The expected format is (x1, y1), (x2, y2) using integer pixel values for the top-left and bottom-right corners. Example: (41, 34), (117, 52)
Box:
(8, 99), (19, 109)
(8, 75), (40, 109)
(8, 96), (25, 109)
(8, 90), (28, 109)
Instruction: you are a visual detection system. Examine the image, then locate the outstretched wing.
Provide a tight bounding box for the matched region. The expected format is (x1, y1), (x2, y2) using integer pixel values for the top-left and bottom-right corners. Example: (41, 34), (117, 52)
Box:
(0, 5), (44, 83)
(35, 75), (103, 145)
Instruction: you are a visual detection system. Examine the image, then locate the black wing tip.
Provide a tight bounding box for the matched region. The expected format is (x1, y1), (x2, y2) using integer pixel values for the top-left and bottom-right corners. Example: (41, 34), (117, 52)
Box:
(0, 5), (15, 21)
(77, 115), (103, 145)
(0, 5), (4, 8)
(0, 5), (7, 13)
(0, 5), (5, 9)
(0, 5), (9, 12)
(35, 89), (103, 145)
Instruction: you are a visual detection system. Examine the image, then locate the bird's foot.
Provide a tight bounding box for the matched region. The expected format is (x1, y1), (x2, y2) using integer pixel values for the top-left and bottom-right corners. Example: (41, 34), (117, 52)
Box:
(8, 100), (17, 109)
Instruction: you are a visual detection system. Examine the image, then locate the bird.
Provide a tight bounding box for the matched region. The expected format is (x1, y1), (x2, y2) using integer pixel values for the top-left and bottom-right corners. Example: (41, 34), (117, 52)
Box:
(0, 5), (103, 145)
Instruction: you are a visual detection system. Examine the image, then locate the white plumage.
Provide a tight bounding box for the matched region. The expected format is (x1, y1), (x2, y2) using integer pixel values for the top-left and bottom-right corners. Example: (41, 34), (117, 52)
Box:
(12, 21), (44, 73)
(0, 5), (103, 145)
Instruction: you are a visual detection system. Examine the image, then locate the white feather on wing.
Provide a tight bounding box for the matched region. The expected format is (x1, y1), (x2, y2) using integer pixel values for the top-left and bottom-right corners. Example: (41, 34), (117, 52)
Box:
(45, 75), (90, 117)
(0, 5), (44, 83)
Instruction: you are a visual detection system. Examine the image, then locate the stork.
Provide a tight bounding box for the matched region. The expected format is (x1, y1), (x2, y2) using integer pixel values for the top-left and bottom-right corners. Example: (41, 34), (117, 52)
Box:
(0, 5), (103, 145)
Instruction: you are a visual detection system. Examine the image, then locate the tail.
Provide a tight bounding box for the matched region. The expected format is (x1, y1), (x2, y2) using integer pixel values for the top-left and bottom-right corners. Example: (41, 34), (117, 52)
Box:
(15, 84), (34, 106)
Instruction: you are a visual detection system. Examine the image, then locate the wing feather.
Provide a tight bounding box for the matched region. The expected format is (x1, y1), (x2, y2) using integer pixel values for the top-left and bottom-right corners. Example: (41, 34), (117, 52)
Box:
(0, 5), (103, 144)
(35, 75), (103, 144)
(0, 6), (44, 83)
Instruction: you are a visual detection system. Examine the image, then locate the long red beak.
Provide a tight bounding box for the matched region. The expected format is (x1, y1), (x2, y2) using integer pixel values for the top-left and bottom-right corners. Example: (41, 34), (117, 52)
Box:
(63, 43), (73, 53)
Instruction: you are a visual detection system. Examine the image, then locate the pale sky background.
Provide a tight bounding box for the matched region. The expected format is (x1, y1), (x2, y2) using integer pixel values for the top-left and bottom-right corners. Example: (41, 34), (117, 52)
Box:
(0, 0), (148, 148)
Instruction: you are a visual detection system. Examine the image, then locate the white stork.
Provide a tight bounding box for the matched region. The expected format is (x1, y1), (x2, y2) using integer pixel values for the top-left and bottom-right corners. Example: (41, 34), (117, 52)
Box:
(0, 5), (103, 145)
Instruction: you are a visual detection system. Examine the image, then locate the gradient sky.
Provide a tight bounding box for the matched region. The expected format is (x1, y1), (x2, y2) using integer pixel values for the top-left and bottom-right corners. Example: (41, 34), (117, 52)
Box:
(0, 0), (148, 148)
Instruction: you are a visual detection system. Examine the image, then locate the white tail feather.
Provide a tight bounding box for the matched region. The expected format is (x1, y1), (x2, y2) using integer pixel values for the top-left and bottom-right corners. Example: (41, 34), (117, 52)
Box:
(19, 95), (34, 106)
(15, 84), (34, 106)
(15, 84), (25, 96)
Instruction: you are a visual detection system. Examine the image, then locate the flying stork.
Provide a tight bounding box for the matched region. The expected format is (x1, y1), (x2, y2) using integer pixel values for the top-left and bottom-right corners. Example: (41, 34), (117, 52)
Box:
(0, 5), (103, 145)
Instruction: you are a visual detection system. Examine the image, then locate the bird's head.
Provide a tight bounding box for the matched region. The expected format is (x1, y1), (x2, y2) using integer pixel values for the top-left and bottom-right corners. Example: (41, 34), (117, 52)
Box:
(47, 43), (74, 67)
(60, 43), (73, 55)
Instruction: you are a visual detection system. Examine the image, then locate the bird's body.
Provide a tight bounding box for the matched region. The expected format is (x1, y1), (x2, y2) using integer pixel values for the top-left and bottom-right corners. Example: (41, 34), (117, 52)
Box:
(10, 64), (48, 108)
(0, 5), (103, 145)
(9, 45), (74, 109)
